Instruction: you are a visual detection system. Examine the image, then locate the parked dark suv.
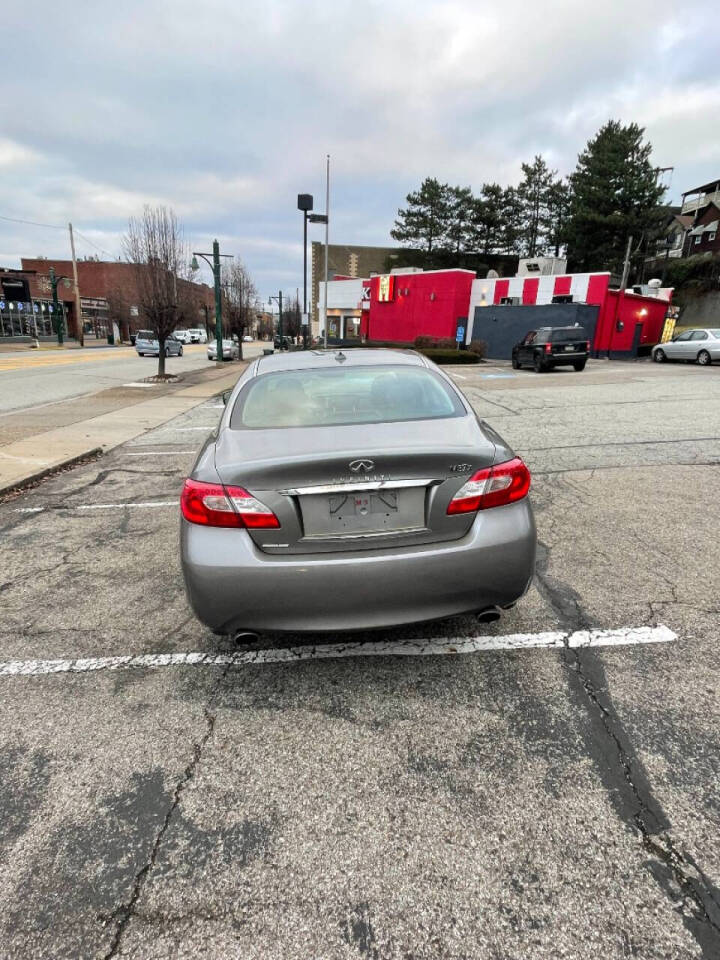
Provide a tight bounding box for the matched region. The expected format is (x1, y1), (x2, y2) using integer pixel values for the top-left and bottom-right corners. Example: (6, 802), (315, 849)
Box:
(512, 326), (589, 373)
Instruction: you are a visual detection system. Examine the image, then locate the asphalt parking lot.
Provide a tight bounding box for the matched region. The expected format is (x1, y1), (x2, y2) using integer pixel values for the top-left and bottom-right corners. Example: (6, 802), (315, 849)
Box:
(1, 358), (719, 959)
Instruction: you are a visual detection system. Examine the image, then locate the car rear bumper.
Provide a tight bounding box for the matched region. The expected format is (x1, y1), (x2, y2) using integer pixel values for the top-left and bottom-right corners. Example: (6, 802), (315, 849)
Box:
(180, 500), (536, 634)
(549, 352), (586, 362)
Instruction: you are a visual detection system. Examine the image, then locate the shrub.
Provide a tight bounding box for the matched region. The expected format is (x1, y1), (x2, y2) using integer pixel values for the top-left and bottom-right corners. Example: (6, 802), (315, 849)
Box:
(414, 335), (434, 349)
(467, 339), (487, 358)
(420, 349), (480, 364)
(435, 337), (456, 349)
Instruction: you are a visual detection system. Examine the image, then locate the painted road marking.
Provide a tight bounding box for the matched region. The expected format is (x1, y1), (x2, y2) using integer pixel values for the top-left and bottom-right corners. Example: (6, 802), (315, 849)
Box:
(174, 426), (215, 431)
(14, 501), (176, 513)
(0, 626), (676, 678)
(123, 451), (197, 457)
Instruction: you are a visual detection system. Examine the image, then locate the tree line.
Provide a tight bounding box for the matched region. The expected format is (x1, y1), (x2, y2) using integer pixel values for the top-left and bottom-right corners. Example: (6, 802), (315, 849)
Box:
(391, 121), (666, 278)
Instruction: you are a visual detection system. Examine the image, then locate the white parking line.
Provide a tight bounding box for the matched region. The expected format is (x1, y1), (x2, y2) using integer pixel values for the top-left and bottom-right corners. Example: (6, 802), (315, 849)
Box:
(0, 626), (676, 678)
(123, 451), (197, 457)
(14, 501), (176, 513)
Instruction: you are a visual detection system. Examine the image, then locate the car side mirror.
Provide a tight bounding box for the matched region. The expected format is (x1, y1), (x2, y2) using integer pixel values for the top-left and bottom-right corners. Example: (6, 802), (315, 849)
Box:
(221, 390), (231, 406)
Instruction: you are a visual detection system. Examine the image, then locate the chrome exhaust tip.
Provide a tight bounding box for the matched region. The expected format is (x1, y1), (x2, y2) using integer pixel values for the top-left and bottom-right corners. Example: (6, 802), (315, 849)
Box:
(476, 607), (502, 624)
(233, 631), (260, 645)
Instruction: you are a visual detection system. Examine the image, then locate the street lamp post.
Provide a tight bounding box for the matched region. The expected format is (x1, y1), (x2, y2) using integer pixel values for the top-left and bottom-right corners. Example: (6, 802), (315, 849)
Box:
(192, 240), (232, 365)
(269, 292), (284, 348)
(49, 266), (69, 346)
(297, 194), (313, 349)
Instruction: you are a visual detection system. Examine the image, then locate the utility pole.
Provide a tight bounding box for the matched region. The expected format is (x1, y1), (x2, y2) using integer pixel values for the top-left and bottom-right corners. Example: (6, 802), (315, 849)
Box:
(619, 235), (633, 292)
(323, 154), (330, 350)
(68, 222), (82, 345)
(269, 291), (284, 347)
(213, 239), (223, 364)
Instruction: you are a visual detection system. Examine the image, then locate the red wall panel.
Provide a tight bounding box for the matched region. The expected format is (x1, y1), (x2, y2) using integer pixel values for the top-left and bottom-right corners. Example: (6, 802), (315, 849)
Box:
(522, 278), (539, 304)
(553, 276), (572, 296)
(493, 279), (510, 304)
(367, 271), (474, 343)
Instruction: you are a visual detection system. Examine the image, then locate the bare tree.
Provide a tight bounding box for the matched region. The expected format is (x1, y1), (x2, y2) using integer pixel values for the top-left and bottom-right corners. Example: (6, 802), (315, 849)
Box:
(123, 206), (188, 377)
(221, 258), (258, 360)
(282, 294), (302, 342)
(105, 287), (131, 342)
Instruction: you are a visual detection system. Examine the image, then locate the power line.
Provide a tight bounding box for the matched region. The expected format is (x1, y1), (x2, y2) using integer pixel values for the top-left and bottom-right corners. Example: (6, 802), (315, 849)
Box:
(0, 213), (65, 230)
(74, 228), (114, 259)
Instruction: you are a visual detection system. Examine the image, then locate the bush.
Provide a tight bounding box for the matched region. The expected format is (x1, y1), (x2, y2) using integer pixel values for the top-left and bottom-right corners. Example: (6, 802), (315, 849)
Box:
(467, 339), (487, 358)
(420, 349), (480, 364)
(435, 337), (456, 349)
(413, 335), (434, 349)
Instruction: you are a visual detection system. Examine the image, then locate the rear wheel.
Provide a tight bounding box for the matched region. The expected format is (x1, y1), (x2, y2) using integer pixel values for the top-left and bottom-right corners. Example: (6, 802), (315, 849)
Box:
(533, 354), (545, 373)
(653, 348), (666, 362)
(178, 346), (184, 357)
(697, 349), (711, 366)
(573, 360), (586, 372)
(138, 352), (144, 357)
(511, 354), (520, 369)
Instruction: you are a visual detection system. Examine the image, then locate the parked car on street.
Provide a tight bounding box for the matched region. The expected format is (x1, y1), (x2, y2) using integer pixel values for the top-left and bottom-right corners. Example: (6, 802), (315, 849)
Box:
(173, 329), (191, 343)
(652, 328), (720, 365)
(512, 326), (589, 372)
(180, 348), (536, 635)
(274, 335), (293, 350)
(207, 338), (240, 361)
(242, 335), (253, 342)
(135, 331), (184, 357)
(187, 328), (208, 344)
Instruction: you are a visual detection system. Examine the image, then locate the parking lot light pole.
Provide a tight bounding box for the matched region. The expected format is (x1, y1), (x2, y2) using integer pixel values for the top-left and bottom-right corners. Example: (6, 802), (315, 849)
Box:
(269, 292), (284, 348)
(192, 241), (232, 365)
(297, 194), (313, 349)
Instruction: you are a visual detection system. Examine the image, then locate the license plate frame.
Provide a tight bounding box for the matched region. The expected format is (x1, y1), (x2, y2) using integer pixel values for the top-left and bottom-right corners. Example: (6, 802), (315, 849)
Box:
(300, 486), (426, 538)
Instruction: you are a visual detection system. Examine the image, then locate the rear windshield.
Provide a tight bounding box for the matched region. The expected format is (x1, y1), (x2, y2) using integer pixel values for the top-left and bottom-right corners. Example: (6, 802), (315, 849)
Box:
(550, 327), (587, 342)
(136, 330), (154, 340)
(230, 365), (466, 429)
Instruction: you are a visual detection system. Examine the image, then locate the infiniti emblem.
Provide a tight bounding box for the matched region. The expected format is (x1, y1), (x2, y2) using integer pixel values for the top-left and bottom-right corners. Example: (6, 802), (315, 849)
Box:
(349, 459), (375, 473)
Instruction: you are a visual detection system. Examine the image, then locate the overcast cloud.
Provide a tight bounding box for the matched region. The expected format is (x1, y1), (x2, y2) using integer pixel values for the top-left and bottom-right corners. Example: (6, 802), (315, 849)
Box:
(1, 0), (718, 299)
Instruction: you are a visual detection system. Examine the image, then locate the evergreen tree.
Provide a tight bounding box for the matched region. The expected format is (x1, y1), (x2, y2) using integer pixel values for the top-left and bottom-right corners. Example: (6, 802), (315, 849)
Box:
(445, 186), (473, 256)
(391, 178), (452, 263)
(468, 183), (504, 255)
(516, 155), (557, 256)
(566, 120), (665, 274)
(499, 187), (523, 255)
(547, 179), (571, 257)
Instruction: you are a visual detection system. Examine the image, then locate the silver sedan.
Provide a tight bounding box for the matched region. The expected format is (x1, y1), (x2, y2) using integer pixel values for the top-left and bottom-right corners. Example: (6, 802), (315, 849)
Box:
(652, 328), (720, 365)
(180, 349), (536, 635)
(207, 338), (240, 361)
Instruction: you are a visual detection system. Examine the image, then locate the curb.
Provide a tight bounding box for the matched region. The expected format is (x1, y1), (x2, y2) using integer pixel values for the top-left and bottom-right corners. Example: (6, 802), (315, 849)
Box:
(0, 448), (104, 501)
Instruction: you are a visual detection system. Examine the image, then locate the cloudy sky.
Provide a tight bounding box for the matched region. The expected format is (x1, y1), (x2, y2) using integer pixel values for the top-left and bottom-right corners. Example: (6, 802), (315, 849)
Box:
(1, 0), (718, 301)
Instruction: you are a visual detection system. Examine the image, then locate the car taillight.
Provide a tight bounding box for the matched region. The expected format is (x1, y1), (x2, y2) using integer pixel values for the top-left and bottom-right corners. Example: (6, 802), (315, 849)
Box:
(544, 342), (552, 354)
(447, 458), (531, 514)
(585, 341), (591, 352)
(181, 479), (280, 528)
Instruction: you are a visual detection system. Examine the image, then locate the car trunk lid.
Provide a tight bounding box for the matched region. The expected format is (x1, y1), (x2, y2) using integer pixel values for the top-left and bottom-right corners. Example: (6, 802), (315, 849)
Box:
(214, 418), (496, 554)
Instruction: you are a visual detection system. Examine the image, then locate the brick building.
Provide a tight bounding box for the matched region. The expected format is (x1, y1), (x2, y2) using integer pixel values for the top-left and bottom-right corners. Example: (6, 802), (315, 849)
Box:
(0, 259), (214, 341)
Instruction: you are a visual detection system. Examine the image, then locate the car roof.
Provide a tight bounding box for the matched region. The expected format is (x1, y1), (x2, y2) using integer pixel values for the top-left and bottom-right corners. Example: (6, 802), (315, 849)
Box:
(255, 348), (426, 373)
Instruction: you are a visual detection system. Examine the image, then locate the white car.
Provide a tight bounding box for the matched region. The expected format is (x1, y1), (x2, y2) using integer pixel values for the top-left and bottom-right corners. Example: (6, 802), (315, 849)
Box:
(187, 328), (208, 344)
(207, 338), (240, 361)
(652, 328), (720, 366)
(173, 330), (191, 343)
(242, 335), (253, 342)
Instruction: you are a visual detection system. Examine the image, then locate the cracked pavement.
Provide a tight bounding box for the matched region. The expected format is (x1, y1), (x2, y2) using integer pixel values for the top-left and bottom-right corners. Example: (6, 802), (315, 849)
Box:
(0, 360), (719, 958)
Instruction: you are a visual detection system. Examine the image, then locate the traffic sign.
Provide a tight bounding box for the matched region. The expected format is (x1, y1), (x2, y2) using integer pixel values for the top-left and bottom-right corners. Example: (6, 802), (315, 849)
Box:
(456, 325), (465, 343)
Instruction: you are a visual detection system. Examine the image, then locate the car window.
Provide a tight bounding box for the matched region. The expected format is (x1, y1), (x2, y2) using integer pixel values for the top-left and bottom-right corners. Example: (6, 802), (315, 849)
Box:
(523, 332), (536, 344)
(230, 365), (466, 429)
(136, 330), (154, 340)
(675, 332), (693, 341)
(709, 329), (720, 338)
(690, 331), (707, 340)
(550, 327), (587, 342)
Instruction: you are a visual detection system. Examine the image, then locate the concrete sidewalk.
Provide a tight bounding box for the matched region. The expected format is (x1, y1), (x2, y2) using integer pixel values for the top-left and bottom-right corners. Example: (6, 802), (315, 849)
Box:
(0, 363), (245, 495)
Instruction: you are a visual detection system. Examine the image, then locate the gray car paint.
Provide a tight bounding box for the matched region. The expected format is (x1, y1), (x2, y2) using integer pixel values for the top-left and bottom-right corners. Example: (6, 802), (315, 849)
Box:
(180, 349), (536, 634)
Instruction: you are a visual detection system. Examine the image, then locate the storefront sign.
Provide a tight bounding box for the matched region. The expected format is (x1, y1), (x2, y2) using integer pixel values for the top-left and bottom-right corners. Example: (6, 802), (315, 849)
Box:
(378, 275), (395, 302)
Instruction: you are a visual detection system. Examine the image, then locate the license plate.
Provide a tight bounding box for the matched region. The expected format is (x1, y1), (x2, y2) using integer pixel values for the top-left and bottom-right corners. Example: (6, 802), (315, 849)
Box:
(564, 345), (574, 351)
(300, 487), (425, 538)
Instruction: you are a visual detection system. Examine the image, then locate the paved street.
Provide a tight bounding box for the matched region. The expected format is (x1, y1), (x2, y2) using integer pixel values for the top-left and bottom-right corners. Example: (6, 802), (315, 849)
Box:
(0, 343), (264, 415)
(1, 358), (719, 959)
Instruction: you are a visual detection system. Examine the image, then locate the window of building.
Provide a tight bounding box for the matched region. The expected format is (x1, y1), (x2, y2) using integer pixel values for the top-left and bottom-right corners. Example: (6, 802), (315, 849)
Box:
(694, 235), (701, 245)
(709, 232), (716, 241)
(499, 297), (521, 305)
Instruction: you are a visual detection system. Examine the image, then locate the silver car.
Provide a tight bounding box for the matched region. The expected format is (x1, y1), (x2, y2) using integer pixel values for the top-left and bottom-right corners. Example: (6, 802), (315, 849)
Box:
(180, 349), (536, 635)
(207, 338), (240, 361)
(135, 330), (183, 357)
(652, 328), (720, 365)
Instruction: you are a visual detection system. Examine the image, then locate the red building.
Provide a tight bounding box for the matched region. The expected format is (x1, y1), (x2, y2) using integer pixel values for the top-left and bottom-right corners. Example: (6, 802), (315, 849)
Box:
(323, 268), (673, 359)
